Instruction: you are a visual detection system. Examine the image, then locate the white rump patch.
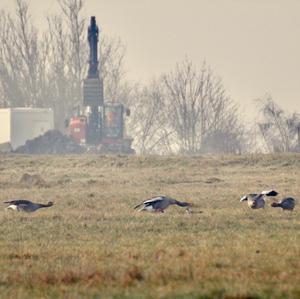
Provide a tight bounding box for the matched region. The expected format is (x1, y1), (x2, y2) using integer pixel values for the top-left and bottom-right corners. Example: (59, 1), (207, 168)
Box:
(6, 205), (18, 211)
(143, 205), (155, 211)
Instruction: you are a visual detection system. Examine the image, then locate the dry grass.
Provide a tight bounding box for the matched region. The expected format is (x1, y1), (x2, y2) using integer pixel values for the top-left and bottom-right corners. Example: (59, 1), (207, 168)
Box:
(0, 154), (299, 298)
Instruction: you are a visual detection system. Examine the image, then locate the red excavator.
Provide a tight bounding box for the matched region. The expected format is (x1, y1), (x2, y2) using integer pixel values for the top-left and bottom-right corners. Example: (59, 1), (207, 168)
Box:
(68, 16), (134, 154)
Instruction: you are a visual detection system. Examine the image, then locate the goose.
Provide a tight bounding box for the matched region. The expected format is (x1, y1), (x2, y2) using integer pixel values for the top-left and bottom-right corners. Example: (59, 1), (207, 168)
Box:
(240, 190), (278, 209)
(271, 197), (295, 211)
(134, 196), (191, 213)
(4, 199), (54, 212)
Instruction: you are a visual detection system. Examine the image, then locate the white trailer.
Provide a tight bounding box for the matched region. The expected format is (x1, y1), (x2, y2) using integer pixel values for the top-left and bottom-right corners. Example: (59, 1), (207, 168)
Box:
(0, 108), (54, 150)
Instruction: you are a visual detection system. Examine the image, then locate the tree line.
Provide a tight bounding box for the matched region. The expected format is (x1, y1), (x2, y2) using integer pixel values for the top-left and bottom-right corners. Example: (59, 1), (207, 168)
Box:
(0, 0), (299, 154)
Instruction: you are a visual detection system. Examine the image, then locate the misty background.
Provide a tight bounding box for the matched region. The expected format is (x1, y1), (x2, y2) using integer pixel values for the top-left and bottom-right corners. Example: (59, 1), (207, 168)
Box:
(0, 0), (299, 154)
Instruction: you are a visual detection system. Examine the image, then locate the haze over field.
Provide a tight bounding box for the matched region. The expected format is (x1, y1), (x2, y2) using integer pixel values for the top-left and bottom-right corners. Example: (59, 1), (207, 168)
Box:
(1, 0), (300, 117)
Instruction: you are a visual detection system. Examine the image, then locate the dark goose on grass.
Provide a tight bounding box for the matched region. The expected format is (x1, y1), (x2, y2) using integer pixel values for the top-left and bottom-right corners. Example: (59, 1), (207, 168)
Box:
(134, 196), (191, 213)
(4, 199), (54, 212)
(271, 197), (295, 211)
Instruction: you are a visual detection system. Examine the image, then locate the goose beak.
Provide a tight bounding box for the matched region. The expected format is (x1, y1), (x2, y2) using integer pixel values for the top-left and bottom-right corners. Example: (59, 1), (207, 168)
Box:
(185, 207), (192, 214)
(186, 202), (194, 212)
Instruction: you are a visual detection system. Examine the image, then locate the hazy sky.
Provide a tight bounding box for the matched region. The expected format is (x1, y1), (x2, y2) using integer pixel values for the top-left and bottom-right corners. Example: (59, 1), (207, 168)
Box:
(1, 0), (300, 117)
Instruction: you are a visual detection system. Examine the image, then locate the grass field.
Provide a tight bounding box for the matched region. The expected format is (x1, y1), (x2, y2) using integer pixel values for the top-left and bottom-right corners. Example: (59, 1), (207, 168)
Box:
(0, 154), (299, 299)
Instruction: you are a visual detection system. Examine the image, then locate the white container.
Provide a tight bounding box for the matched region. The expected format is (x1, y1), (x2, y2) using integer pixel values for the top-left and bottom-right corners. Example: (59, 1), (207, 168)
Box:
(0, 108), (54, 150)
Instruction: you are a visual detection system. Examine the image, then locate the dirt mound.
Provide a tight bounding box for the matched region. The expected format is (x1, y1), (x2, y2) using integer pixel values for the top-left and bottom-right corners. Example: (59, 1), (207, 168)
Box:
(19, 173), (48, 187)
(14, 130), (85, 154)
(0, 142), (12, 153)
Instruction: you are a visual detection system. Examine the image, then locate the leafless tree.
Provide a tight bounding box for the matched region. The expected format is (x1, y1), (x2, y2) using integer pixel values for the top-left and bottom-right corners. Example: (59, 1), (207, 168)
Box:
(100, 35), (127, 102)
(257, 95), (300, 152)
(0, 0), (49, 108)
(44, 0), (87, 129)
(128, 81), (175, 154)
(162, 59), (243, 154)
(127, 59), (244, 155)
(46, 15), (70, 128)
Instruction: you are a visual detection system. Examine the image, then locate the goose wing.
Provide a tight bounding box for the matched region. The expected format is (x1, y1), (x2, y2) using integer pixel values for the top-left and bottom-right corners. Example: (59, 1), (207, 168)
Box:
(261, 190), (278, 197)
(143, 196), (165, 205)
(4, 199), (32, 205)
(134, 196), (165, 210)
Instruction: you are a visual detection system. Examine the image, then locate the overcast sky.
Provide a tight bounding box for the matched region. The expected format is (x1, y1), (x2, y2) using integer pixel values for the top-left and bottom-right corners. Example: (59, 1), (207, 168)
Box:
(1, 0), (300, 117)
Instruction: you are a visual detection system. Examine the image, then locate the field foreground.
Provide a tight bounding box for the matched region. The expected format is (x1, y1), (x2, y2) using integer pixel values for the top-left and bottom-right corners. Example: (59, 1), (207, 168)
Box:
(0, 154), (299, 299)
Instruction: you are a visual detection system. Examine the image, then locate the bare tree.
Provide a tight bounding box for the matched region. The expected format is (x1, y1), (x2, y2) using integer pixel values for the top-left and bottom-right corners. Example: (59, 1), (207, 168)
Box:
(162, 59), (243, 154)
(45, 0), (87, 129)
(99, 35), (127, 101)
(128, 81), (175, 154)
(0, 0), (49, 108)
(46, 14), (72, 128)
(257, 95), (300, 152)
(0, 10), (23, 106)
(127, 59), (243, 155)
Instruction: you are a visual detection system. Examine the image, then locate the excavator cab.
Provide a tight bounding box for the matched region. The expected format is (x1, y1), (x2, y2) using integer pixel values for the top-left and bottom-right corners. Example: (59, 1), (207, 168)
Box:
(103, 102), (124, 139)
(100, 102), (134, 154)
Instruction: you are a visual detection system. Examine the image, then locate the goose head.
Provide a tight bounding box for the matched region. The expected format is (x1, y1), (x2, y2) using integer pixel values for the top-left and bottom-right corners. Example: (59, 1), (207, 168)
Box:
(175, 201), (192, 207)
(240, 194), (258, 202)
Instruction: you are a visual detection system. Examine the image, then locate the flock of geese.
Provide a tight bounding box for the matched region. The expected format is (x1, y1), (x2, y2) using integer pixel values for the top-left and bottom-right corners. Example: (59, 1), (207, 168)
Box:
(3, 189), (296, 213)
(133, 190), (296, 213)
(239, 190), (296, 211)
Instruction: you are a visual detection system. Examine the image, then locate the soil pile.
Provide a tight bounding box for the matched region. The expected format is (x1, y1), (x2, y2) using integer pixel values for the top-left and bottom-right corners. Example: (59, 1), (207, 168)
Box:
(0, 142), (12, 153)
(14, 130), (85, 154)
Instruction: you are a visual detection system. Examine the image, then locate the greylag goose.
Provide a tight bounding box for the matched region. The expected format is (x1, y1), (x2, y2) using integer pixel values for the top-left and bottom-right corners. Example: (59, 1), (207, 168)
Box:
(134, 196), (191, 213)
(4, 200), (53, 212)
(240, 190), (278, 209)
(271, 197), (295, 211)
